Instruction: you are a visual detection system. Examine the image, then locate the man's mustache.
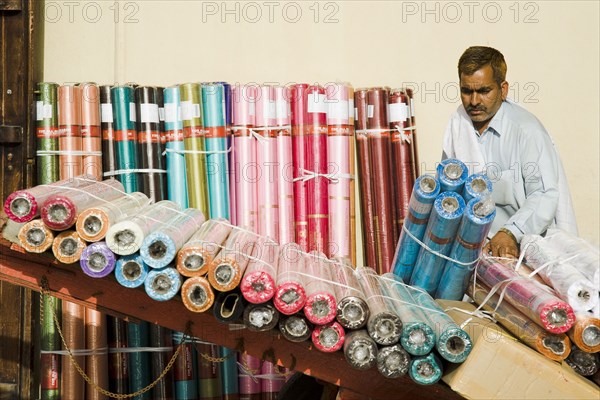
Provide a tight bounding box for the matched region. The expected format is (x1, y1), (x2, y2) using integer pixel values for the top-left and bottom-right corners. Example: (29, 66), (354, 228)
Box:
(467, 106), (486, 112)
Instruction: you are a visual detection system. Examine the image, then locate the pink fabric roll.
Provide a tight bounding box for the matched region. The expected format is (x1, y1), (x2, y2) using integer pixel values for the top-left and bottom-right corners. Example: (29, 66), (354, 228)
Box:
(240, 237), (279, 304)
(238, 353), (261, 397)
(274, 243), (307, 315)
(303, 251), (337, 325)
(58, 85), (83, 180)
(79, 83), (102, 180)
(275, 86), (295, 245)
(291, 84), (309, 251)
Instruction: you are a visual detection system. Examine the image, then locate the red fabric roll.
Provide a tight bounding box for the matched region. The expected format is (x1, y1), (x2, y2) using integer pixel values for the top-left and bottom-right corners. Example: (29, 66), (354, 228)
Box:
(303, 252), (337, 325)
(290, 84), (309, 251)
(240, 237), (278, 304)
(312, 321), (345, 353)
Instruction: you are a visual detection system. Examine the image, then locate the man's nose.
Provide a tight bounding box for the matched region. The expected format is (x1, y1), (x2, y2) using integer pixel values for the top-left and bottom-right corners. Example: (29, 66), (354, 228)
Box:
(470, 92), (480, 106)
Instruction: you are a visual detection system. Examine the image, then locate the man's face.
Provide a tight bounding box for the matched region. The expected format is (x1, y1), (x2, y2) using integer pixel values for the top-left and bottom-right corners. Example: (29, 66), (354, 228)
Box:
(460, 64), (508, 132)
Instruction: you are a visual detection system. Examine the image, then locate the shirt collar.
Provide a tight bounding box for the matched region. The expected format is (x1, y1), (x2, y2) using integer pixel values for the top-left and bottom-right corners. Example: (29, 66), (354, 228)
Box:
(484, 101), (507, 136)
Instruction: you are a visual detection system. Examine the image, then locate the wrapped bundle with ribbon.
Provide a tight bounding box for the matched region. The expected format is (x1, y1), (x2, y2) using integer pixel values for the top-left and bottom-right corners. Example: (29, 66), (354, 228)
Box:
(389, 89), (415, 238)
(41, 178), (125, 231)
(278, 314), (313, 342)
(36, 82), (59, 184)
(144, 266), (182, 301)
(273, 243), (307, 315)
(115, 253), (150, 289)
(522, 234), (599, 313)
(568, 314), (600, 353)
(303, 251), (338, 325)
(76, 192), (149, 242)
(140, 208), (206, 269)
(477, 256), (576, 334)
(332, 257), (369, 330)
(240, 236), (279, 304)
(100, 85), (117, 178)
(545, 229), (599, 288)
(177, 218), (232, 277)
(436, 158), (468, 193)
(380, 274), (436, 356)
(376, 344), (410, 379)
(356, 266), (402, 346)
(408, 353), (442, 385)
(79, 82), (102, 180)
(164, 85), (189, 208)
(58, 84), (83, 179)
(80, 241), (117, 278)
(436, 196), (496, 300)
(312, 321), (345, 353)
(391, 175), (440, 282)
(207, 228), (256, 292)
(343, 330), (378, 370)
(468, 281), (572, 361)
(181, 276), (214, 313)
(4, 175), (95, 223)
(18, 219), (54, 253)
(410, 191), (466, 295)
(462, 173), (492, 203)
(566, 347), (599, 376)
(243, 302), (280, 332)
(354, 88), (377, 269)
(202, 83), (230, 219)
(409, 289), (472, 363)
(135, 86), (167, 202)
(52, 230), (86, 264)
(110, 85), (138, 192)
(326, 83), (354, 260)
(106, 200), (181, 255)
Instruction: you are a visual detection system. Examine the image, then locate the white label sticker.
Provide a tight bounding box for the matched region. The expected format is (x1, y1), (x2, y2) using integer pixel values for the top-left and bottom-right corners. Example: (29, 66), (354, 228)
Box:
(140, 103), (160, 123)
(354, 107), (358, 121)
(101, 103), (113, 123)
(327, 100), (349, 120)
(410, 100), (415, 117)
(248, 101), (256, 116)
(164, 103), (178, 123)
(388, 103), (408, 123)
(43, 104), (53, 119)
(193, 103), (201, 118)
(181, 101), (193, 120)
(129, 103), (136, 122)
(307, 93), (327, 114)
(267, 100), (277, 119)
(36, 101), (43, 121)
(275, 99), (289, 119)
(348, 99), (354, 120)
(158, 107), (165, 122)
(367, 105), (374, 119)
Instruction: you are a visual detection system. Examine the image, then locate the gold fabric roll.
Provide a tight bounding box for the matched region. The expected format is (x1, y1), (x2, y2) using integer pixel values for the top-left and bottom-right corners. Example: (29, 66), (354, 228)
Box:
(18, 219), (54, 253)
(52, 230), (86, 264)
(181, 276), (215, 313)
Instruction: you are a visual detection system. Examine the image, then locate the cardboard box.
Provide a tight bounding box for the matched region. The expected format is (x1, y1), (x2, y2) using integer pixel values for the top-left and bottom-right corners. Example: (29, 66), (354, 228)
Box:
(438, 300), (600, 400)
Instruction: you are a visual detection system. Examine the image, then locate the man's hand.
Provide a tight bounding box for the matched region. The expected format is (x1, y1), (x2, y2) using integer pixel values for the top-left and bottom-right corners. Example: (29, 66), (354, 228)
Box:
(483, 229), (519, 258)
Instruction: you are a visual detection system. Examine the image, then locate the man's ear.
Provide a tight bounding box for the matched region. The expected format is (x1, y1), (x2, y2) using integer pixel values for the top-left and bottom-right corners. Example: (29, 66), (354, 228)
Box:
(500, 81), (509, 101)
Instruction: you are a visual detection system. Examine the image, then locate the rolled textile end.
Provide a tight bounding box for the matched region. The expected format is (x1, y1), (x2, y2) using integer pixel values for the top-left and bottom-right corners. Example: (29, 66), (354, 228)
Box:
(304, 292), (337, 325)
(18, 219), (54, 253)
(367, 311), (402, 346)
(243, 303), (279, 332)
(437, 327), (472, 364)
(273, 282), (307, 316)
(52, 230), (86, 264)
(312, 322), (345, 353)
(568, 315), (600, 353)
(408, 353), (442, 385)
(343, 330), (378, 370)
(115, 254), (149, 288)
(401, 322), (436, 357)
(240, 271), (276, 304)
(176, 247), (211, 277)
(144, 267), (182, 301)
(565, 347), (599, 376)
(181, 276), (214, 313)
(80, 241), (117, 278)
(336, 296), (369, 330)
(376, 344), (410, 378)
(278, 314), (313, 343)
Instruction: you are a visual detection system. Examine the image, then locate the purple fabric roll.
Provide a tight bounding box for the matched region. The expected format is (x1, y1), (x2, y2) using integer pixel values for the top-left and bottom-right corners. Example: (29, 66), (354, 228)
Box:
(80, 241), (117, 278)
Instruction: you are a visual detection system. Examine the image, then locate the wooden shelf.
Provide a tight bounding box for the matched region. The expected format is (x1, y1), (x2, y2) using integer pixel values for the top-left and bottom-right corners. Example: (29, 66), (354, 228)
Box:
(0, 238), (463, 400)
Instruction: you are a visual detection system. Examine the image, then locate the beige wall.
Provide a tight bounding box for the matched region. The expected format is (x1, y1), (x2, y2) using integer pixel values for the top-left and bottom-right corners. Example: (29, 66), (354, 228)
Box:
(44, 0), (599, 245)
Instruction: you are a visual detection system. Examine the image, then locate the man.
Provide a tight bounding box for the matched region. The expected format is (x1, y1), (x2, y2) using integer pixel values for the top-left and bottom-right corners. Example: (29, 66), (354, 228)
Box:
(442, 46), (578, 258)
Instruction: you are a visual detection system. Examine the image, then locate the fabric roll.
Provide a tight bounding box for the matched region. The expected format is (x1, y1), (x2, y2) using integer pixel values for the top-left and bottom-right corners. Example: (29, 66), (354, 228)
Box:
(219, 346), (238, 400)
(303, 251), (337, 325)
(331, 257), (369, 330)
(80, 241), (117, 278)
(164, 86), (189, 209)
(52, 230), (86, 264)
(408, 353), (442, 385)
(41, 178), (125, 231)
(436, 158), (468, 193)
(140, 208), (205, 269)
(4, 176), (94, 223)
(150, 326), (175, 400)
(115, 253), (150, 289)
(273, 243), (307, 315)
(100, 85), (117, 178)
(172, 332), (196, 399)
(238, 353), (261, 400)
(144, 267), (183, 301)
(41, 295), (61, 400)
(58, 84), (83, 180)
(278, 314), (313, 342)
(223, 83), (236, 227)
(392, 175), (441, 282)
(410, 191), (466, 295)
(565, 347), (599, 376)
(202, 83), (230, 219)
(326, 83), (354, 260)
(61, 300), (86, 400)
(544, 229), (599, 288)
(476, 256), (576, 334)
(243, 302), (280, 332)
(354, 88), (377, 269)
(405, 88), (420, 178)
(107, 316), (129, 395)
(177, 219), (232, 277)
(312, 322), (345, 353)
(274, 85), (295, 245)
(568, 314), (600, 353)
(462, 173), (492, 203)
(232, 84), (257, 232)
(468, 281), (571, 361)
(355, 267), (402, 346)
(213, 289), (246, 323)
(207, 228), (256, 292)
(128, 321), (151, 399)
(240, 236), (278, 304)
(343, 330), (378, 370)
(376, 344), (410, 379)
(196, 343), (223, 400)
(76, 192), (150, 242)
(181, 276), (215, 313)
(260, 361), (286, 400)
(79, 83), (102, 180)
(135, 86), (167, 202)
(366, 87), (396, 274)
(110, 86), (138, 192)
(36, 82), (60, 184)
(436, 196), (496, 300)
(105, 200), (181, 255)
(85, 308), (108, 400)
(380, 274), (436, 356)
(18, 219), (54, 253)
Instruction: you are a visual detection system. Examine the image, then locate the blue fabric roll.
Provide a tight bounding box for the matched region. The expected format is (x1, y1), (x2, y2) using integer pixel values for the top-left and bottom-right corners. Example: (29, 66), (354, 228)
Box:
(409, 191), (465, 295)
(163, 87), (189, 208)
(436, 197), (496, 300)
(392, 175), (441, 282)
(408, 353), (443, 385)
(144, 267), (182, 301)
(115, 253), (149, 288)
(436, 158), (468, 193)
(140, 231), (176, 269)
(172, 332), (198, 400)
(462, 173), (493, 203)
(128, 321), (151, 399)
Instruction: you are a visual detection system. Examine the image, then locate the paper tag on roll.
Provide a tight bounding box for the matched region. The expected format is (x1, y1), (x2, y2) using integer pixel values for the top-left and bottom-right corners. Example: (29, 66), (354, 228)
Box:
(348, 99), (354, 120)
(328, 100), (349, 120)
(388, 103), (408, 123)
(307, 93), (327, 114)
(129, 103), (136, 122)
(276, 99), (289, 119)
(36, 101), (43, 121)
(164, 103), (178, 123)
(181, 101), (193, 121)
(367, 105), (374, 118)
(101, 104), (114, 123)
(140, 103), (160, 123)
(158, 107), (165, 122)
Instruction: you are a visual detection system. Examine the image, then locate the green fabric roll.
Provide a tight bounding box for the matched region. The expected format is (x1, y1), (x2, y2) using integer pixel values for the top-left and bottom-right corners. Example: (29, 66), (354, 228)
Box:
(41, 295), (61, 400)
(128, 321), (151, 399)
(36, 82), (59, 184)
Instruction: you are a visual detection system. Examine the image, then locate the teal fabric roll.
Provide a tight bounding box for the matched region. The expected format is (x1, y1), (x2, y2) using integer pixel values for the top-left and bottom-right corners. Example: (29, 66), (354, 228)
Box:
(111, 86), (138, 192)
(128, 321), (151, 399)
(163, 87), (189, 208)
